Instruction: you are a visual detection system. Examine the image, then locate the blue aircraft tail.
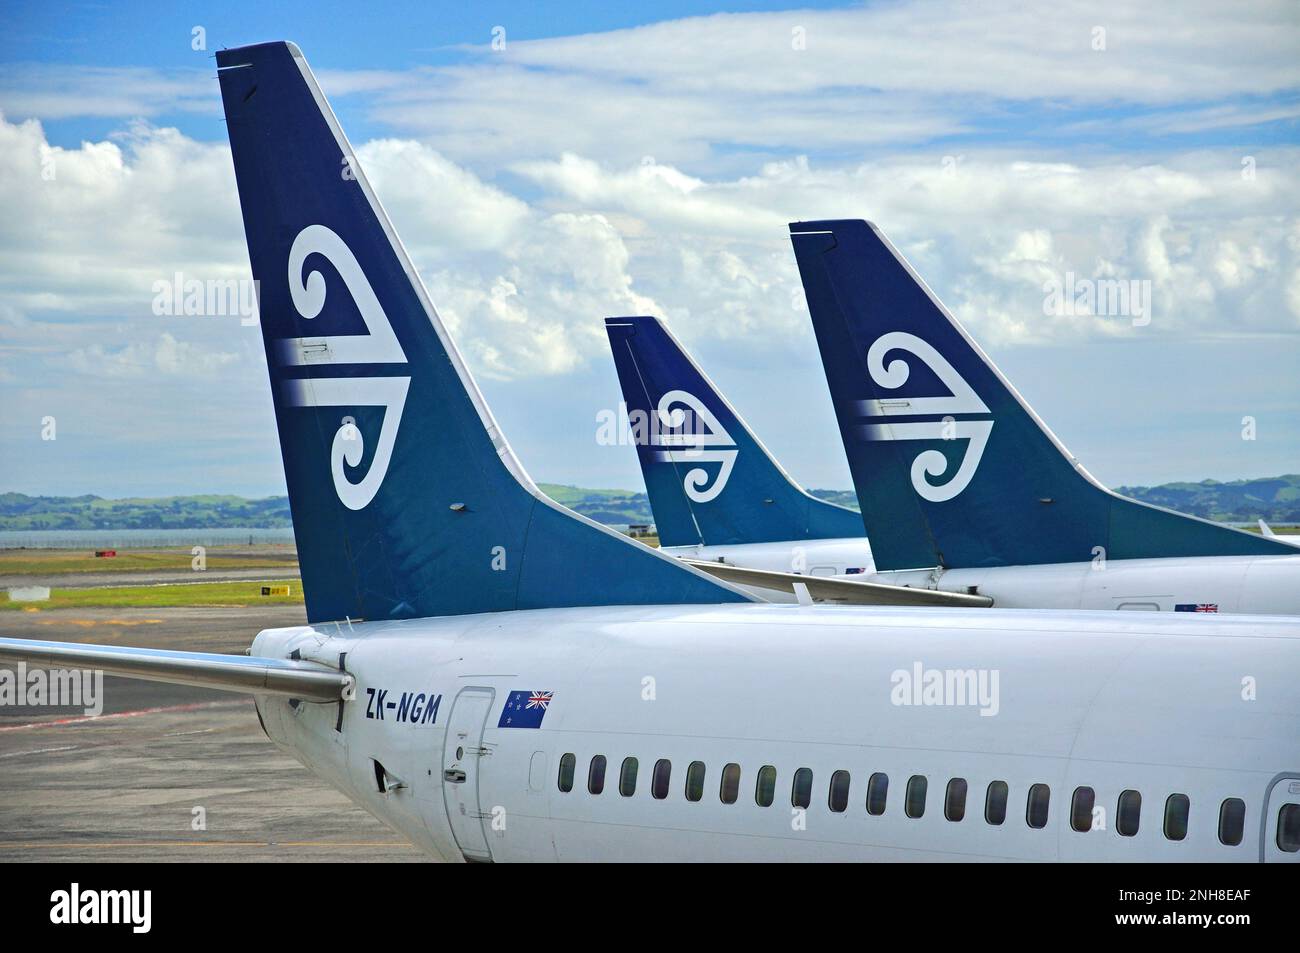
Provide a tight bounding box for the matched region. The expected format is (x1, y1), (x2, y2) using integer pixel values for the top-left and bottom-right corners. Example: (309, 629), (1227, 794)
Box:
(605, 316), (864, 548)
(216, 42), (750, 622)
(789, 219), (1295, 571)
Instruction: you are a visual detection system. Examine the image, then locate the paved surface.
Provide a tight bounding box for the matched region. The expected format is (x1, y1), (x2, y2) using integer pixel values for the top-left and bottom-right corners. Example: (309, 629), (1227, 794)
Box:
(0, 606), (426, 862)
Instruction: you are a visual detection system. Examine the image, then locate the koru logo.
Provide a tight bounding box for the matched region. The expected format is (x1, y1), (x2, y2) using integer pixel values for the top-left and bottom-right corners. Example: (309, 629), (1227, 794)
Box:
(275, 225), (409, 510)
(651, 389), (737, 504)
(855, 331), (992, 502)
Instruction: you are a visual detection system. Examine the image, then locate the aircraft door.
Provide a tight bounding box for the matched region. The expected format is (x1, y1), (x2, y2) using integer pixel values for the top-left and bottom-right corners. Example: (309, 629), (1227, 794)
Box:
(442, 687), (495, 861)
(1262, 776), (1300, 862)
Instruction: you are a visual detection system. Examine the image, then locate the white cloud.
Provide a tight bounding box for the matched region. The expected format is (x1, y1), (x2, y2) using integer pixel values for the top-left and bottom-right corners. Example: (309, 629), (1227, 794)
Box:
(483, 1), (1299, 103)
(353, 0), (1300, 169)
(359, 137), (530, 253)
(0, 65), (213, 120)
(2, 2), (1298, 496)
(2, 109), (1297, 405)
(64, 332), (240, 378)
(12, 3), (1291, 173)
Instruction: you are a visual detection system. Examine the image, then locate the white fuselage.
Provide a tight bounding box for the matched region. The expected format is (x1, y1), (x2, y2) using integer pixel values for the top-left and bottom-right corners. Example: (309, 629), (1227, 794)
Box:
(666, 539), (1300, 615)
(663, 538), (874, 602)
(252, 603), (1300, 862)
(664, 538), (873, 576)
(881, 554), (1300, 615)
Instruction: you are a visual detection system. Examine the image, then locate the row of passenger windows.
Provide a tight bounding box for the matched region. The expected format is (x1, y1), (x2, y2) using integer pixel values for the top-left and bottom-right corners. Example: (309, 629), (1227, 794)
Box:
(555, 754), (1300, 851)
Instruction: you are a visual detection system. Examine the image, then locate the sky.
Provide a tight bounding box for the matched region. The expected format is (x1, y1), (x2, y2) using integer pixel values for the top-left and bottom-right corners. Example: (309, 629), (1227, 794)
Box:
(1, 0), (1298, 499)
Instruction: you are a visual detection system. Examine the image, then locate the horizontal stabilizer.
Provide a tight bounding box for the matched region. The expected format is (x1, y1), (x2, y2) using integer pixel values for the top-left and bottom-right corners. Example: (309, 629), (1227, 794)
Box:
(682, 561), (992, 607)
(0, 638), (352, 703)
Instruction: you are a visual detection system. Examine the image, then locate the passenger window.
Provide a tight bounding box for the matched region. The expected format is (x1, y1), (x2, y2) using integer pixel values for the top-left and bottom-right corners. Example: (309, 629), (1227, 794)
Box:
(619, 757), (638, 797)
(828, 770), (851, 813)
(1164, 794), (1189, 841)
(1026, 783), (1050, 829)
(755, 765), (777, 807)
(588, 755), (607, 795)
(684, 761), (706, 802)
(866, 772), (888, 816)
(944, 778), (967, 822)
(1278, 803), (1300, 853)
(905, 775), (927, 819)
(1117, 789), (1141, 836)
(984, 780), (1008, 825)
(651, 759), (671, 800)
(792, 768), (813, 809)
(1218, 798), (1245, 847)
(557, 752), (575, 792)
(935, 774), (967, 821)
(1070, 786), (1096, 833)
(720, 763), (741, 804)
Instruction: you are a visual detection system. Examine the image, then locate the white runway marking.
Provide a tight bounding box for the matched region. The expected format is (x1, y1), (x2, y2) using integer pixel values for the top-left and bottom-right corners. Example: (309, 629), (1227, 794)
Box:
(0, 744), (78, 759)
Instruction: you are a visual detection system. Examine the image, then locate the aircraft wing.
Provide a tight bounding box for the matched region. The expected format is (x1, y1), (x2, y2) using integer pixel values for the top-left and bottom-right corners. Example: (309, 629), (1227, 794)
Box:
(0, 638), (352, 703)
(682, 562), (994, 607)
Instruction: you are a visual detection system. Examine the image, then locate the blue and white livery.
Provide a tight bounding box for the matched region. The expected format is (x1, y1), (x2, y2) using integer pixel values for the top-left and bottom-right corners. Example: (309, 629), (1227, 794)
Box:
(790, 219), (1300, 614)
(1, 45), (1297, 863)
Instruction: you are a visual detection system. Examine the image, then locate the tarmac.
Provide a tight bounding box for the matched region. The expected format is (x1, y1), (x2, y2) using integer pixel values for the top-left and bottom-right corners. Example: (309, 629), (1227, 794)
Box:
(0, 605), (426, 862)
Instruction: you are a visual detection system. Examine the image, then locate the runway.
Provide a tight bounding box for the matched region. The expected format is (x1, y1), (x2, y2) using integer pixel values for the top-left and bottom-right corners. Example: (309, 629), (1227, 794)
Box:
(0, 605), (425, 862)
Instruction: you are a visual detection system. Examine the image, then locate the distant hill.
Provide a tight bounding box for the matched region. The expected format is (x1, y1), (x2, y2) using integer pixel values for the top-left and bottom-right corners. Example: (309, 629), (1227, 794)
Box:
(810, 475), (1300, 524)
(0, 492), (292, 531)
(536, 484), (654, 525)
(1111, 474), (1300, 523)
(806, 489), (860, 511)
(3, 475), (1297, 531)
(0, 487), (652, 532)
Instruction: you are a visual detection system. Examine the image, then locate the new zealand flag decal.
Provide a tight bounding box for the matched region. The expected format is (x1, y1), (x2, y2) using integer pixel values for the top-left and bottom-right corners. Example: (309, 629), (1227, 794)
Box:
(498, 690), (553, 728)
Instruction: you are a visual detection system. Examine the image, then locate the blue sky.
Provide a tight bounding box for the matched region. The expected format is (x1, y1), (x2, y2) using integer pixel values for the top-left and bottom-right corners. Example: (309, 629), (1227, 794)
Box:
(1, 0), (1298, 498)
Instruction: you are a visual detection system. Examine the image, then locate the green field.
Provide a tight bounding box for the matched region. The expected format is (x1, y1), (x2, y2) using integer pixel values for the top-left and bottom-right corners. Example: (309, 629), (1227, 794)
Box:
(2, 579), (303, 611)
(0, 546), (299, 576)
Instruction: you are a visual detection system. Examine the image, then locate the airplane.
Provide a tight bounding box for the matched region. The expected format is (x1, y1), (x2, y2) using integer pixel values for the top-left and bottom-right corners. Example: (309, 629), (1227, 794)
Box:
(604, 315), (868, 575)
(2, 42), (1298, 863)
(602, 311), (1297, 612)
(603, 316), (983, 606)
(790, 219), (1300, 615)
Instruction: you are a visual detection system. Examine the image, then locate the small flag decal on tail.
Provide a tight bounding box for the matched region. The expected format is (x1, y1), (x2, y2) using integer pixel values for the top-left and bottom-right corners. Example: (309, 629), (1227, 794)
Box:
(498, 690), (553, 728)
(1175, 604), (1219, 613)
